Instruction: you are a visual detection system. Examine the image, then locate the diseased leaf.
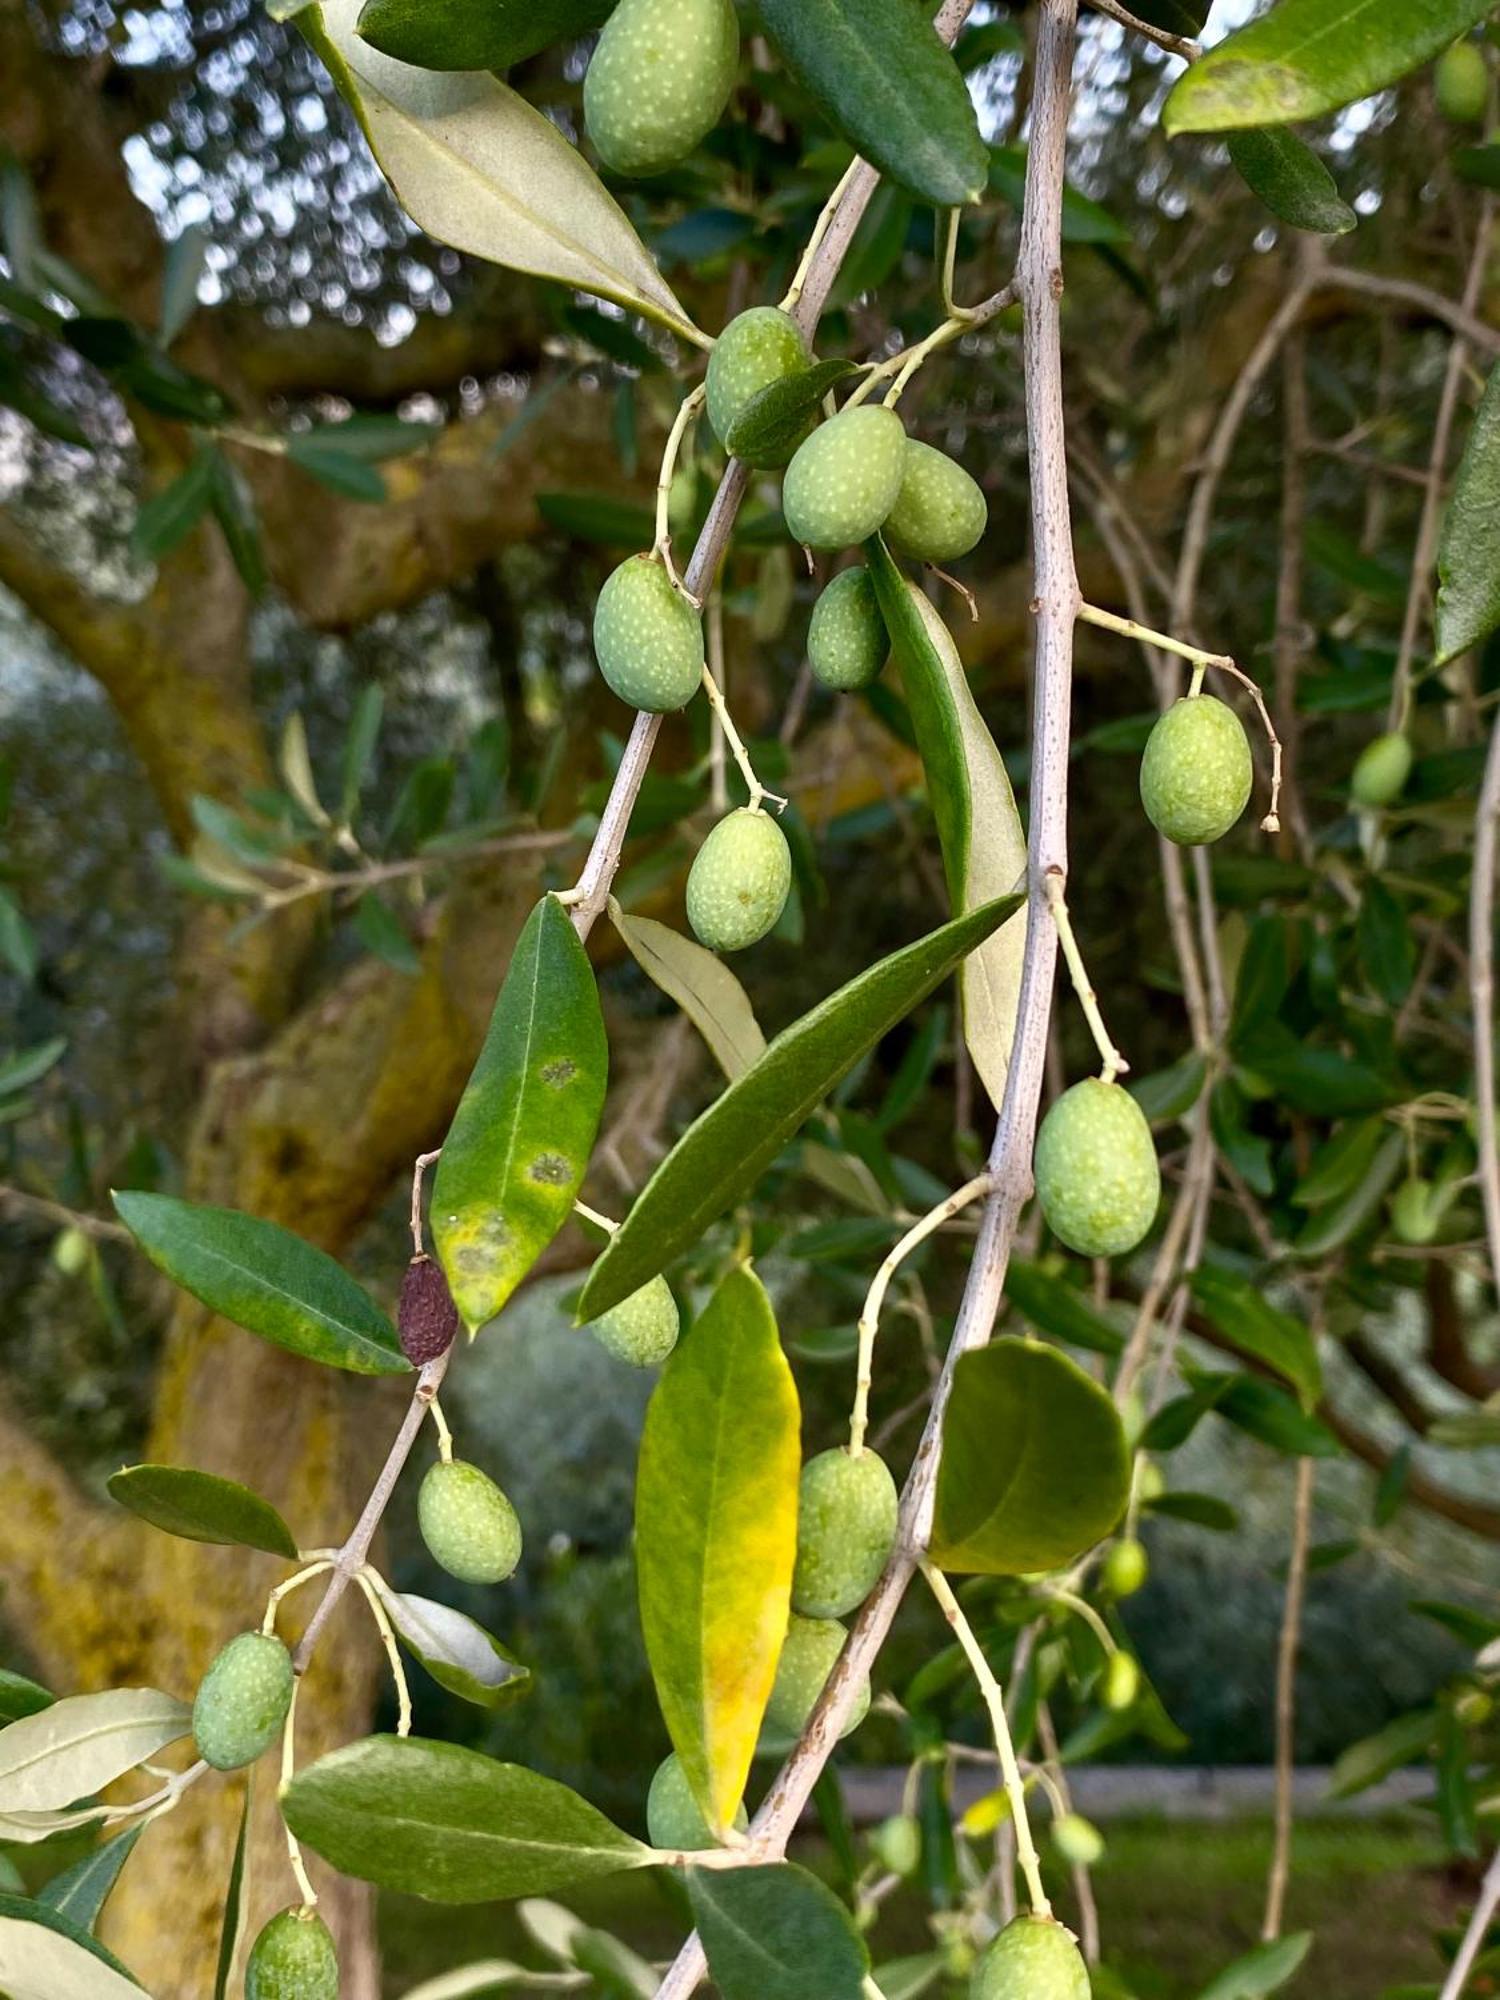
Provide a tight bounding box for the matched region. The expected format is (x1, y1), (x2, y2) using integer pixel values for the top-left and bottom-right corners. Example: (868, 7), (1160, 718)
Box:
(281, 1736), (653, 1902)
(0, 1897), (144, 1999)
(723, 360), (858, 467)
(577, 898), (1020, 1320)
(610, 903), (766, 1080)
(757, 0), (987, 207)
(687, 1861), (869, 2000)
(1188, 1268), (1322, 1411)
(106, 1464), (299, 1559)
(0, 1688), (190, 1814)
(1436, 358), (1500, 665)
(355, 0), (612, 71)
(113, 1191), (408, 1376)
(1165, 0), (1494, 134)
(868, 542), (1027, 1111)
(1196, 1934), (1313, 2000)
(636, 1267), (799, 1835)
(364, 1574), (531, 1709)
(303, 0), (701, 343)
(1227, 128), (1357, 234)
(930, 1341), (1130, 1575)
(433, 895), (608, 1332)
(37, 1825), (144, 1932)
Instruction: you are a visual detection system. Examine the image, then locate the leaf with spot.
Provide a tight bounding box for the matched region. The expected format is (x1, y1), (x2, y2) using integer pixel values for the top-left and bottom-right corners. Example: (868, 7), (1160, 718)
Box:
(867, 540), (1028, 1111)
(636, 1267), (799, 1836)
(576, 898), (1019, 1320)
(433, 895), (608, 1331)
(687, 1860), (869, 2000)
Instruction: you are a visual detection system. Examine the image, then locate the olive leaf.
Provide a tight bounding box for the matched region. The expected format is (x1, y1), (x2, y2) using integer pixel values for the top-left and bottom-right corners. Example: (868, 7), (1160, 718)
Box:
(213, 1784), (250, 2000)
(302, 0), (702, 345)
(0, 1897), (145, 2000)
(1164, 0), (1493, 134)
(0, 1672), (52, 1725)
(723, 359), (858, 469)
(1226, 129), (1357, 236)
(37, 1824), (144, 1933)
(577, 897), (1020, 1320)
(363, 1573), (532, 1709)
(433, 894), (608, 1331)
(356, 0), (614, 75)
(687, 1860), (870, 2000)
(281, 1736), (654, 1901)
(636, 1267), (799, 1835)
(930, 1341), (1130, 1575)
(610, 902), (766, 1081)
(1187, 1268), (1322, 1411)
(1436, 358), (1500, 666)
(1196, 1933), (1313, 2000)
(0, 1689), (191, 1816)
(867, 541), (1028, 1112)
(106, 1464), (299, 1559)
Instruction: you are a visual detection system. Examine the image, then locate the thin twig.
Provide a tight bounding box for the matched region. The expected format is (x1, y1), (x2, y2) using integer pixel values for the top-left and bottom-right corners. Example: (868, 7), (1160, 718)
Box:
(1263, 1457), (1314, 1942)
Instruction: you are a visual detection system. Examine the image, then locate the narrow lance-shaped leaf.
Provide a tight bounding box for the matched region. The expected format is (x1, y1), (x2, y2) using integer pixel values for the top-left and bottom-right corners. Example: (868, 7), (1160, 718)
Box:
(610, 902), (766, 1081)
(636, 1267), (799, 1835)
(868, 541), (1028, 1112)
(686, 1861), (870, 2000)
(106, 1464), (299, 1559)
(1196, 1933), (1313, 2000)
(1436, 357), (1500, 665)
(0, 1688), (191, 1814)
(757, 0), (987, 207)
(37, 1824), (144, 1932)
(433, 894), (608, 1331)
(281, 1735), (654, 1902)
(0, 1672), (52, 1725)
(577, 897), (1020, 1320)
(0, 1897), (145, 2000)
(1164, 0), (1494, 135)
(112, 1191), (408, 1376)
(213, 1783), (251, 2000)
(723, 359), (859, 468)
(1188, 1268), (1323, 1411)
(1226, 129), (1357, 235)
(364, 1572), (531, 1710)
(355, 0), (614, 74)
(302, 0), (702, 344)
(930, 1341), (1130, 1575)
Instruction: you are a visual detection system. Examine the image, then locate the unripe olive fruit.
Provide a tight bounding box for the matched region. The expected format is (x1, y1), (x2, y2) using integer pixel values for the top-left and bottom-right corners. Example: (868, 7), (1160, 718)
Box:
(808, 568), (888, 692)
(646, 1751), (748, 1850)
(192, 1631), (294, 1773)
(1102, 1537), (1149, 1599)
(792, 1446), (899, 1619)
(1051, 1812), (1106, 1868)
(706, 308), (811, 464)
(1391, 1177), (1441, 1246)
(765, 1614), (870, 1739)
(1102, 1650), (1140, 1712)
(418, 1459), (523, 1585)
(1456, 1687), (1495, 1729)
(686, 807), (792, 953)
(51, 1224), (91, 1276)
(782, 405), (906, 552)
(584, 0), (739, 178)
(1351, 731), (1413, 809)
(1437, 39), (1489, 123)
(883, 440), (988, 563)
(593, 555), (705, 713)
(1033, 1078), (1160, 1259)
(245, 1907), (339, 2000)
(1136, 1457), (1166, 1503)
(587, 1273), (680, 1367)
(1139, 695), (1253, 846)
(971, 1915), (1090, 2000)
(870, 1812), (922, 1877)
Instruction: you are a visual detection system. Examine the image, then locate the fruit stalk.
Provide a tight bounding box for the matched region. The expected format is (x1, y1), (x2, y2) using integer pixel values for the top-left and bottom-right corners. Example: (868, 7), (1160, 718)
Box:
(1043, 872), (1127, 1083)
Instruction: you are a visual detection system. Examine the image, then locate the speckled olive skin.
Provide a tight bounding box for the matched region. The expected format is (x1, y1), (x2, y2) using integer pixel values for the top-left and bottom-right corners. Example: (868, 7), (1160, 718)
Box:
(765, 1614), (869, 1740)
(646, 1752), (747, 1850)
(593, 555), (705, 712)
(588, 1274), (680, 1366)
(1436, 39), (1489, 123)
(972, 1916), (1091, 2000)
(418, 1459), (523, 1585)
(883, 440), (987, 562)
(1351, 730), (1413, 808)
(1139, 695), (1252, 846)
(192, 1631), (293, 1773)
(808, 568), (887, 691)
(1033, 1078), (1160, 1259)
(246, 1909), (339, 2000)
(782, 405), (906, 551)
(792, 1446), (899, 1618)
(685, 807), (792, 952)
(706, 307), (810, 462)
(584, 0), (739, 177)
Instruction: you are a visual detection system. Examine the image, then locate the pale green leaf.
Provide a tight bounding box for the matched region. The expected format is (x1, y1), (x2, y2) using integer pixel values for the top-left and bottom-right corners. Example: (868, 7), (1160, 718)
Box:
(0, 1900), (145, 1999)
(364, 1574), (531, 1709)
(637, 1267), (799, 1835)
(1436, 359), (1500, 665)
(1196, 1933), (1313, 2000)
(610, 903), (766, 1081)
(0, 1689), (190, 1814)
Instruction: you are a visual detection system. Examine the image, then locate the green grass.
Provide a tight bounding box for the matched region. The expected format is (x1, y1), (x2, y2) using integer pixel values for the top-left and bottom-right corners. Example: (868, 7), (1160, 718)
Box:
(379, 1816), (1454, 1997)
